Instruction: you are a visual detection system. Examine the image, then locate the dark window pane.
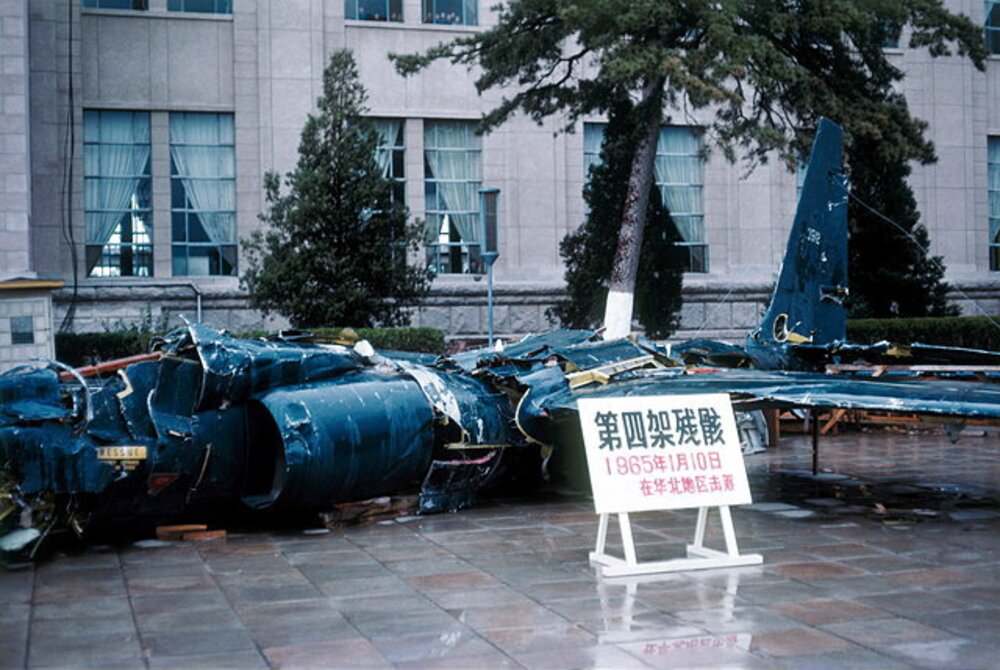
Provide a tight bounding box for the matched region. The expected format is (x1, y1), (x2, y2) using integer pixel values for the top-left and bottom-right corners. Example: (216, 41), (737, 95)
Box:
(358, 0), (389, 20)
(169, 0), (228, 12)
(172, 212), (187, 242)
(86, 0), (148, 9)
(389, 0), (402, 21)
(10, 316), (34, 346)
(989, 29), (1000, 55)
(171, 179), (187, 209)
(172, 245), (187, 276)
(392, 149), (405, 178)
(221, 246), (238, 275)
(188, 214), (210, 242)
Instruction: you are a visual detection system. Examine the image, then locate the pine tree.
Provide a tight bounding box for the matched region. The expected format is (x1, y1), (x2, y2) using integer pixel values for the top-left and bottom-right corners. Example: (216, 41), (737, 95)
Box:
(847, 133), (958, 317)
(241, 50), (431, 328)
(393, 0), (984, 331)
(551, 100), (684, 339)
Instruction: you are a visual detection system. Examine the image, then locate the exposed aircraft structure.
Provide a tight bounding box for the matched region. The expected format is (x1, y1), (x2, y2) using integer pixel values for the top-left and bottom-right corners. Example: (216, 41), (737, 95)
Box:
(4, 118), (1000, 562)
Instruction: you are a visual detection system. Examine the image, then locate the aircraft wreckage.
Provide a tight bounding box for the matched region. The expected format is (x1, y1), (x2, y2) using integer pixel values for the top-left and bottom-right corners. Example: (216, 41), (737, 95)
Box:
(6, 118), (1000, 562)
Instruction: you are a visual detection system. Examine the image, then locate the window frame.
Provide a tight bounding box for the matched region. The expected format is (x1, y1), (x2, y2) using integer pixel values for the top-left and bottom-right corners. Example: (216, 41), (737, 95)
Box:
(422, 0), (477, 26)
(10, 316), (34, 346)
(169, 112), (238, 277)
(346, 0), (403, 22)
(83, 109), (154, 278)
(374, 119), (406, 205)
(81, 0), (149, 10)
(166, 0), (232, 13)
(584, 122), (708, 273)
(989, 136), (1000, 271)
(987, 1), (1000, 55)
(424, 121), (483, 275)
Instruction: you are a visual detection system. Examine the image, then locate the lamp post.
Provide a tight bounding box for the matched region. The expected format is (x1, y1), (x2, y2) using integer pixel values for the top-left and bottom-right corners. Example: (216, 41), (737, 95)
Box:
(479, 188), (500, 348)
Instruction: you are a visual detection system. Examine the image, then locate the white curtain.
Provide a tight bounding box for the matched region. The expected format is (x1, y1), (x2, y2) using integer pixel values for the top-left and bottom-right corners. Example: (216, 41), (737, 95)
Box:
(424, 122), (480, 244)
(373, 118), (402, 177)
(84, 112), (150, 249)
(654, 126), (703, 243)
(170, 113), (236, 244)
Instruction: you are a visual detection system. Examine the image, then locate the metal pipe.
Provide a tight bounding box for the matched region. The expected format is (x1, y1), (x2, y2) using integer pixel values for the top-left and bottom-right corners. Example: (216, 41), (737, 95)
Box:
(186, 283), (203, 323)
(487, 262), (494, 348)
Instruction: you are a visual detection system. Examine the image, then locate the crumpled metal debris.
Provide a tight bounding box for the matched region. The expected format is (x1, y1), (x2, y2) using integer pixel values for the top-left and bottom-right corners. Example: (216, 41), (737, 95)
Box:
(6, 322), (1000, 562)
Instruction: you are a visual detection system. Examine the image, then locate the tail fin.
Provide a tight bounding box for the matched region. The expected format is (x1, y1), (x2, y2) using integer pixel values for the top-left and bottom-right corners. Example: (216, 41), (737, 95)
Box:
(753, 118), (849, 350)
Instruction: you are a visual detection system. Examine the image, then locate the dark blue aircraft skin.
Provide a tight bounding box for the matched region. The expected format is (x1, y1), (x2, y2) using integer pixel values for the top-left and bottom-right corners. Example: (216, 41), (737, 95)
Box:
(4, 118), (1000, 562)
(746, 118), (850, 369)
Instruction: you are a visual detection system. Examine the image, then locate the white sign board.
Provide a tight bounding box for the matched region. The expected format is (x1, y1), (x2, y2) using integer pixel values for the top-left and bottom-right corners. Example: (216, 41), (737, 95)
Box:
(578, 394), (752, 514)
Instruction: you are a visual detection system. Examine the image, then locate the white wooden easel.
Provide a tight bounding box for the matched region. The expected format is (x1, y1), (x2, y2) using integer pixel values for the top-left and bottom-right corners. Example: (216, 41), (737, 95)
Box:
(589, 506), (763, 577)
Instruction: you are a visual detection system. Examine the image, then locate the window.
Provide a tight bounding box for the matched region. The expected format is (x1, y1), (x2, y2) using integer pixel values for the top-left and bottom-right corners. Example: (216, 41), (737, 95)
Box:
(374, 119), (405, 204)
(346, 0), (402, 21)
(989, 137), (1000, 270)
(82, 0), (148, 9)
(583, 123), (604, 179)
(424, 121), (482, 274)
(167, 0), (232, 12)
(988, 1), (1000, 54)
(796, 159), (807, 203)
(10, 317), (34, 346)
(880, 20), (902, 49)
(170, 113), (237, 276)
(656, 127), (707, 272)
(584, 123), (707, 272)
(423, 0), (476, 25)
(84, 111), (153, 278)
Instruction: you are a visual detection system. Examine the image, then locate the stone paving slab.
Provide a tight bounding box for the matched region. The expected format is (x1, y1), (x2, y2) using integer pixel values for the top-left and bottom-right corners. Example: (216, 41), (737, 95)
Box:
(3, 431), (1000, 668)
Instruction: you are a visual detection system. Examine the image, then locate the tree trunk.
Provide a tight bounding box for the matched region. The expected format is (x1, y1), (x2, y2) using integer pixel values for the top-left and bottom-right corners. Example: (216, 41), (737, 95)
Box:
(602, 77), (665, 339)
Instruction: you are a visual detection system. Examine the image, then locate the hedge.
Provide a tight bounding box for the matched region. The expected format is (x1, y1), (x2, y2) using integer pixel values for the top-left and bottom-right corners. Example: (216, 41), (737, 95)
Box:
(55, 326), (445, 367)
(847, 316), (1000, 351)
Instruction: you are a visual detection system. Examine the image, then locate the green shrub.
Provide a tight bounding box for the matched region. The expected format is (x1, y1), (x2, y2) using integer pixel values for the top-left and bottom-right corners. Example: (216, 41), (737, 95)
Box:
(56, 326), (445, 366)
(55, 331), (157, 368)
(308, 327), (445, 354)
(847, 316), (1000, 350)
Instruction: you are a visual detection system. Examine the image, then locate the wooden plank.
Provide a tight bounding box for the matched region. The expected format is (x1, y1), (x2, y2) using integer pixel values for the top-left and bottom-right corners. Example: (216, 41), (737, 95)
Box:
(181, 530), (226, 542)
(156, 524), (207, 541)
(820, 409), (847, 435)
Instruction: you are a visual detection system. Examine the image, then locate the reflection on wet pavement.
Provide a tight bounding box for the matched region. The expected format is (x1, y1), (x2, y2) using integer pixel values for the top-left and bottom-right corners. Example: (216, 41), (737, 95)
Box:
(3, 431), (1000, 668)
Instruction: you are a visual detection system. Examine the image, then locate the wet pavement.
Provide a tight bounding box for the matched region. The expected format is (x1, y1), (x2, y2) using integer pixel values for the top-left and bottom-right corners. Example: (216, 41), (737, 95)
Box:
(3, 429), (1000, 669)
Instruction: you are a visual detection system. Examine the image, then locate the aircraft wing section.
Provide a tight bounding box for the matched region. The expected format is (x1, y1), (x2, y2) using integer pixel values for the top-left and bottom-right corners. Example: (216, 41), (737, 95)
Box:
(788, 341), (1000, 367)
(518, 369), (1000, 438)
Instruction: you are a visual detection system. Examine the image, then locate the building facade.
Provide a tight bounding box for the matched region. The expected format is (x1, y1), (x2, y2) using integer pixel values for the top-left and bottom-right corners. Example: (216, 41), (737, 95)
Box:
(6, 0), (1000, 343)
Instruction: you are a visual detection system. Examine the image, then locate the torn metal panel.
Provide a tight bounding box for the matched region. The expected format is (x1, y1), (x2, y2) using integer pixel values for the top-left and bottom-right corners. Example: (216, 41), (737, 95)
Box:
(166, 323), (366, 411)
(446, 329), (598, 373)
(0, 368), (68, 425)
(398, 362), (517, 447)
(419, 450), (501, 514)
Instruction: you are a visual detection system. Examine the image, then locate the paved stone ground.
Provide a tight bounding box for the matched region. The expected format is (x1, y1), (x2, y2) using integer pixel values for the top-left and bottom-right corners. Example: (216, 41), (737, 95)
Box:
(3, 429), (1000, 669)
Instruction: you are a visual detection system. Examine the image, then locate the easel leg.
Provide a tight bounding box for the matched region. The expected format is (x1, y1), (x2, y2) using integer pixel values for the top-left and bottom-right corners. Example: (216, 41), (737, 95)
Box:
(595, 513), (609, 555)
(692, 507), (708, 551)
(618, 513), (637, 566)
(719, 505), (741, 557)
(811, 409), (820, 476)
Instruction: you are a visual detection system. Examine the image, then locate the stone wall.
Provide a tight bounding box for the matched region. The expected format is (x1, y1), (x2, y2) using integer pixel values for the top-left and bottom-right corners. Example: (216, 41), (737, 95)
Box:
(52, 278), (1000, 344)
(0, 290), (55, 372)
(52, 280), (773, 342)
(1, 0), (31, 274)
